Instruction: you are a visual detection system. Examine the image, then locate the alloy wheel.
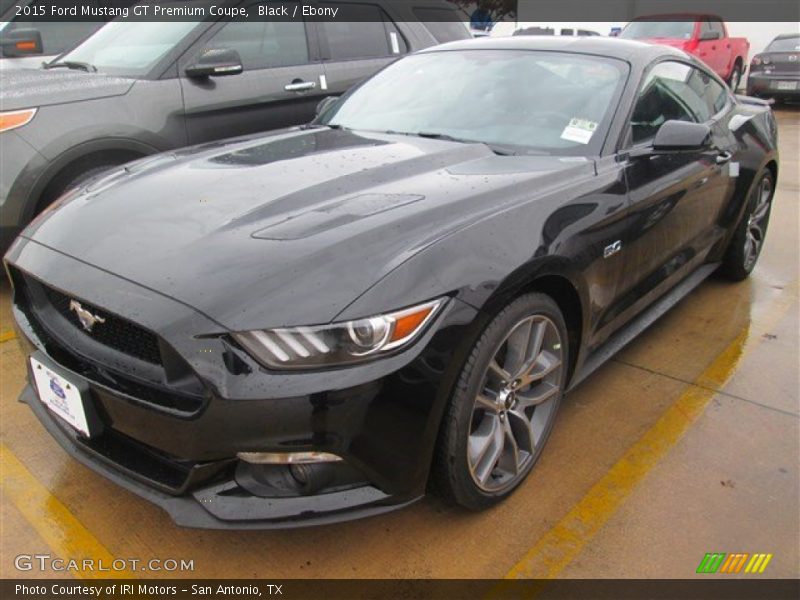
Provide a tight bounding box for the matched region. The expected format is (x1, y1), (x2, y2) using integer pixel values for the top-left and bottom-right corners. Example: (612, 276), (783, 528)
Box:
(467, 315), (563, 492)
(743, 176), (772, 270)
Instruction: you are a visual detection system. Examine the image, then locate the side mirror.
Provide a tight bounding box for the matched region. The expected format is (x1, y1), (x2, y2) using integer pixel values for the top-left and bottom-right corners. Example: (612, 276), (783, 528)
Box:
(185, 48), (243, 78)
(630, 120), (713, 158)
(699, 30), (721, 41)
(653, 120), (712, 150)
(0, 28), (43, 57)
(315, 96), (339, 118)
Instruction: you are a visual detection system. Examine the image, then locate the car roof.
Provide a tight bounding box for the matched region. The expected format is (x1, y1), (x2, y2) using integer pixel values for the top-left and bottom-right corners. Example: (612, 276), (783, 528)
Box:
(773, 33), (800, 40)
(421, 35), (688, 66)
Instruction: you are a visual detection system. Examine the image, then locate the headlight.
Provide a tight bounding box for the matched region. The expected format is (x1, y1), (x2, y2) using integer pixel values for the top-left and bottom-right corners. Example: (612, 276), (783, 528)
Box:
(232, 298), (446, 369)
(0, 108), (37, 133)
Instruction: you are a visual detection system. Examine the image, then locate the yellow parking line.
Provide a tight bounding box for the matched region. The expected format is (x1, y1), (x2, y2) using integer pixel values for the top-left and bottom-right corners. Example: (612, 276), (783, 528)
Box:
(0, 329), (17, 343)
(505, 284), (796, 581)
(504, 329), (747, 579)
(0, 443), (135, 579)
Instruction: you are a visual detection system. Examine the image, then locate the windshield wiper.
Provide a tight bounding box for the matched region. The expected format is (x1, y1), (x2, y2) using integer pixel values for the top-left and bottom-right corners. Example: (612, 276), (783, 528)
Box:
(417, 132), (518, 156)
(416, 131), (464, 142)
(44, 60), (97, 73)
(376, 130), (520, 156)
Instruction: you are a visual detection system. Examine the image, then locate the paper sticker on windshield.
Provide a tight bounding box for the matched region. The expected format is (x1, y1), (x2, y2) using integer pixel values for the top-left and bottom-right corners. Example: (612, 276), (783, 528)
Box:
(561, 118), (598, 145)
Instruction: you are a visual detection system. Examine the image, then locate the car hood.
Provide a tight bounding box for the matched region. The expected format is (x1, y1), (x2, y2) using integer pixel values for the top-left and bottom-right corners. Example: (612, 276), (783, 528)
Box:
(0, 56), (55, 71)
(0, 68), (135, 110)
(23, 127), (594, 331)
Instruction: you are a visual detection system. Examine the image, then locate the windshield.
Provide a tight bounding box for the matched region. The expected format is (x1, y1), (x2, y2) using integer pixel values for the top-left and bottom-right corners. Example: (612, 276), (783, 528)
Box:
(53, 20), (202, 77)
(620, 21), (695, 40)
(320, 50), (628, 155)
(0, 0), (17, 17)
(767, 36), (800, 52)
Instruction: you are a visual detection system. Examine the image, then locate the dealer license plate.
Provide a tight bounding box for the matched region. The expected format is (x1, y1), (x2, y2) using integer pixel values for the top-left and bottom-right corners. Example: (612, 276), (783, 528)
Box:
(30, 356), (92, 437)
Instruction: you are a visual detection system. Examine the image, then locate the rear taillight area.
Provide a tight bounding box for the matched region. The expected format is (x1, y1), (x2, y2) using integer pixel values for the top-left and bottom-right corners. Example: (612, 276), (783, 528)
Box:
(751, 55), (771, 70)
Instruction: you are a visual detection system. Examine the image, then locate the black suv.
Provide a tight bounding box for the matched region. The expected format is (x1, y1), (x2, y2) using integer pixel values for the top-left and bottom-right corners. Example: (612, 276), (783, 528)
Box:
(0, 0), (469, 251)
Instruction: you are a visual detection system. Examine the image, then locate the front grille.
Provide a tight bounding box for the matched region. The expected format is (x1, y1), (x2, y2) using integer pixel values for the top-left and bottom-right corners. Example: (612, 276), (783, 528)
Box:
(21, 292), (205, 414)
(43, 285), (161, 364)
(11, 267), (207, 415)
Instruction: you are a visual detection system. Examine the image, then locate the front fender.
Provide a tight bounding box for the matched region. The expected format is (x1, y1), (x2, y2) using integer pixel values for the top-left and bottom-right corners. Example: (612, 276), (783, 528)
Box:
(336, 197), (590, 327)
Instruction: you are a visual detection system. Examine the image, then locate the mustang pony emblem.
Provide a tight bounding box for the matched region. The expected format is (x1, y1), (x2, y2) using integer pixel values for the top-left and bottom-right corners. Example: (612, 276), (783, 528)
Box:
(69, 300), (106, 332)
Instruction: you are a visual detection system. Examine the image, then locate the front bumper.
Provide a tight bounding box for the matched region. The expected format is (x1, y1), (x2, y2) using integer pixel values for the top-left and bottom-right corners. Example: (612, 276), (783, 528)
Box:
(6, 238), (478, 528)
(20, 384), (419, 529)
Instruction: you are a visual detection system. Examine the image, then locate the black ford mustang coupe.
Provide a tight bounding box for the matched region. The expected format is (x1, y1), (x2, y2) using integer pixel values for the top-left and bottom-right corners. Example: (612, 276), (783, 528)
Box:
(4, 37), (778, 528)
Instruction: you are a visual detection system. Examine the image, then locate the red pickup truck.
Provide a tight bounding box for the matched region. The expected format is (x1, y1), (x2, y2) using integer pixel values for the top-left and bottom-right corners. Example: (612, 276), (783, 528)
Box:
(620, 15), (750, 91)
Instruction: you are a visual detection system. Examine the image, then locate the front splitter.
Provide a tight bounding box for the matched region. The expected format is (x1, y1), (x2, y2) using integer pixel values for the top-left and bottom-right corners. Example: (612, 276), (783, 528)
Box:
(19, 385), (421, 530)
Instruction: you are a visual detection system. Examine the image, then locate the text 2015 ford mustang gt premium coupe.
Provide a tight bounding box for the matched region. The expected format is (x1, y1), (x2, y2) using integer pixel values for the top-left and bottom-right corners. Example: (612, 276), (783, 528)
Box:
(4, 37), (778, 528)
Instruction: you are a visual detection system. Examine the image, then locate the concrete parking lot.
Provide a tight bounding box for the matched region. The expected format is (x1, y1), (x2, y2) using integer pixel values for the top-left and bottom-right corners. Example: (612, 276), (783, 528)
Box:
(1, 108), (798, 581)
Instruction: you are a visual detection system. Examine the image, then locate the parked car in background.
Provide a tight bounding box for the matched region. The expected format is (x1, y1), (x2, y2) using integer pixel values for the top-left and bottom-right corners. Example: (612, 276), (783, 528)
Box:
(620, 15), (749, 91)
(0, 1), (133, 69)
(513, 26), (601, 37)
(0, 0), (469, 253)
(747, 33), (800, 103)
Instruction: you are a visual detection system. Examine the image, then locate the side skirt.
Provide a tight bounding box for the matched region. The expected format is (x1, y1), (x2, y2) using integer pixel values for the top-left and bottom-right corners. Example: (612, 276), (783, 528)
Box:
(568, 263), (720, 390)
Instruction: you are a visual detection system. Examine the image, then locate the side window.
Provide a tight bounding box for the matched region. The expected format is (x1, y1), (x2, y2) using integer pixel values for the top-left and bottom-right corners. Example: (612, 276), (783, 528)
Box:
(704, 77), (729, 116)
(708, 19), (725, 38)
(412, 8), (472, 43)
(630, 62), (716, 144)
(203, 3), (309, 70)
(319, 3), (406, 61)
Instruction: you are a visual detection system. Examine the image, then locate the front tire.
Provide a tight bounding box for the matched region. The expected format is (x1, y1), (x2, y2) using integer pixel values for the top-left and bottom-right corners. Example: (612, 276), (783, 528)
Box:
(434, 293), (568, 510)
(720, 169), (775, 281)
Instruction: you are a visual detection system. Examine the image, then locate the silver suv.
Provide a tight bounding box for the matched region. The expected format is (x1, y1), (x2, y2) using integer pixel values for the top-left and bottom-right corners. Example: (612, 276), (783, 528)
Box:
(0, 0), (469, 252)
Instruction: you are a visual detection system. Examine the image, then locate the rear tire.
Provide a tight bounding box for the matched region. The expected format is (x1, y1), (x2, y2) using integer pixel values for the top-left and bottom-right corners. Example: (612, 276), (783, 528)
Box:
(719, 169), (775, 281)
(434, 293), (568, 510)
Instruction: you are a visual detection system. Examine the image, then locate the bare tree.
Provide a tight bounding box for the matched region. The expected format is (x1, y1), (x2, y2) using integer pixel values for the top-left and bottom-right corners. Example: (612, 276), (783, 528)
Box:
(452, 0), (517, 23)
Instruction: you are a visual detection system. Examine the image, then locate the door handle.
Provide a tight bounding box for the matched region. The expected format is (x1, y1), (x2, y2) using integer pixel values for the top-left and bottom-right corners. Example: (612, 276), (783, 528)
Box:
(285, 80), (316, 92)
(716, 151), (733, 165)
